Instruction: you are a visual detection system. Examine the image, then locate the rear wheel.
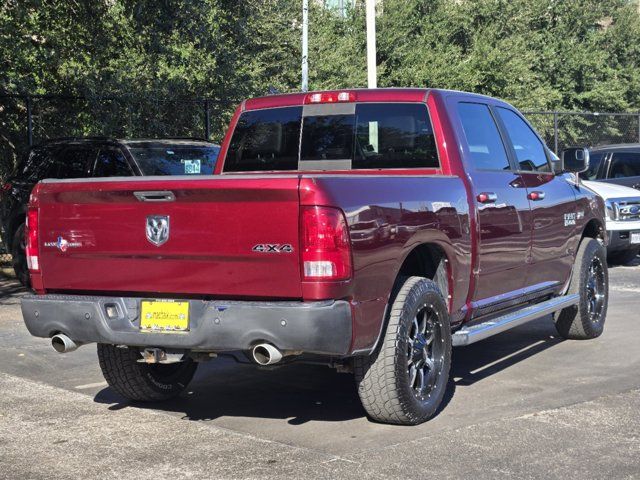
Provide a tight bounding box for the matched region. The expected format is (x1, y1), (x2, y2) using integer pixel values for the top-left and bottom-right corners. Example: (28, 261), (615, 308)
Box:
(97, 344), (197, 402)
(555, 238), (608, 340)
(607, 248), (639, 265)
(354, 276), (452, 425)
(11, 224), (30, 287)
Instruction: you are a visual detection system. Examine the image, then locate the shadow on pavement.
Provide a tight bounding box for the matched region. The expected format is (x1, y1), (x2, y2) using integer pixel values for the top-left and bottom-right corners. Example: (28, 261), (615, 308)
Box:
(0, 272), (27, 305)
(607, 255), (640, 268)
(451, 316), (564, 386)
(93, 317), (563, 425)
(95, 359), (366, 424)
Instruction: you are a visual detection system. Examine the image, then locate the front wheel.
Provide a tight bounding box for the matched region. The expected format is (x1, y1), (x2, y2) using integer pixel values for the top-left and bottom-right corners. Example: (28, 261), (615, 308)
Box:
(97, 344), (197, 402)
(354, 276), (452, 425)
(555, 238), (608, 340)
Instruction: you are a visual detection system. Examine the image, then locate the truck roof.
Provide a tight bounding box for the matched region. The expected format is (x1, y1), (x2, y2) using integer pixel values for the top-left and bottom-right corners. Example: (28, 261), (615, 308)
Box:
(589, 143), (640, 152)
(242, 88), (507, 111)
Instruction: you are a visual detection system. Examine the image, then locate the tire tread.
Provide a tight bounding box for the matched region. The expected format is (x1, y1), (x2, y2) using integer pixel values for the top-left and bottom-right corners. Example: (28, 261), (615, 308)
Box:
(355, 276), (451, 425)
(97, 344), (195, 402)
(555, 238), (608, 340)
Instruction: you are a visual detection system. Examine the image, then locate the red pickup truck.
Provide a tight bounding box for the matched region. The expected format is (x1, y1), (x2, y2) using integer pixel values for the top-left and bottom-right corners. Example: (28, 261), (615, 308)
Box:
(21, 89), (608, 425)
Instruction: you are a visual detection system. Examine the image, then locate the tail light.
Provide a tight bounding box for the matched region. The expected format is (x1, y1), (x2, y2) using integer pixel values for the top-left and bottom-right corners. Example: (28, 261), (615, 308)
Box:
(300, 206), (352, 281)
(25, 207), (40, 272)
(0, 182), (11, 197)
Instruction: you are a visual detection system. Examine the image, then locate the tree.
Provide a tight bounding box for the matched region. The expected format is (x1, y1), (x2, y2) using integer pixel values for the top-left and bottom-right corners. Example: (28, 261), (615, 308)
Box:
(3, 0), (640, 180)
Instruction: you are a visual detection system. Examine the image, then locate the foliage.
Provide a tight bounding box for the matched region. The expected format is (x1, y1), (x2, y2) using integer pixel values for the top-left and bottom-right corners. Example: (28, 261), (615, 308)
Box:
(2, 0), (640, 178)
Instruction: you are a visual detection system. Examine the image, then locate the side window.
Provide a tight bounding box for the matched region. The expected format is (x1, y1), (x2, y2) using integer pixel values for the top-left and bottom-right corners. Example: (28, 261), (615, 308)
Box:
(93, 149), (133, 177)
(496, 107), (550, 173)
(21, 148), (58, 181)
(457, 103), (511, 171)
(52, 148), (96, 179)
(580, 152), (604, 180)
(608, 152), (640, 179)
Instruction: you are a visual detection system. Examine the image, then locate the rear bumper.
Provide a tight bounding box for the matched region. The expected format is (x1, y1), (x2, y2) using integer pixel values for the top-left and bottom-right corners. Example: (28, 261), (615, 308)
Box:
(21, 294), (353, 356)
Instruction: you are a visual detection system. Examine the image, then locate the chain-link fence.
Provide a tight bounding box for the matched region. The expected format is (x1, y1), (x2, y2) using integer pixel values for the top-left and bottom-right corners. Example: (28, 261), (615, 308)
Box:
(0, 93), (239, 180)
(524, 111), (640, 154)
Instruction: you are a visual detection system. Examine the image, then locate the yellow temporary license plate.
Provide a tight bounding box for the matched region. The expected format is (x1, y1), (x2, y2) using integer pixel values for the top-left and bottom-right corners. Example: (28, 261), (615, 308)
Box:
(140, 300), (189, 332)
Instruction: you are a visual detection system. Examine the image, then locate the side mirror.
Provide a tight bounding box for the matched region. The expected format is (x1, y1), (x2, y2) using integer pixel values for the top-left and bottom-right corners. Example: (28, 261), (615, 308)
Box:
(561, 147), (590, 174)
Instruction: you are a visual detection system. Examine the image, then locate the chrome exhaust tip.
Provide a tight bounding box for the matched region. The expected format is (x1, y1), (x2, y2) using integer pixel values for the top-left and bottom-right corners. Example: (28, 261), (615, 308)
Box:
(51, 334), (81, 353)
(252, 343), (283, 365)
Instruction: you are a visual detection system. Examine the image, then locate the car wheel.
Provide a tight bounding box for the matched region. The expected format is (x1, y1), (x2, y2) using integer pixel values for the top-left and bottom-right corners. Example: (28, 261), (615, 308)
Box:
(97, 344), (197, 402)
(11, 224), (30, 287)
(607, 248), (639, 266)
(354, 276), (452, 425)
(555, 238), (608, 340)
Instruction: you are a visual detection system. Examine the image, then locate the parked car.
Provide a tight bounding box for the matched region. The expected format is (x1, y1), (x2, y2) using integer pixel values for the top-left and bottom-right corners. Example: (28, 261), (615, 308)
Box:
(580, 179), (640, 265)
(21, 89), (608, 426)
(0, 137), (220, 285)
(582, 144), (640, 190)
(575, 144), (640, 264)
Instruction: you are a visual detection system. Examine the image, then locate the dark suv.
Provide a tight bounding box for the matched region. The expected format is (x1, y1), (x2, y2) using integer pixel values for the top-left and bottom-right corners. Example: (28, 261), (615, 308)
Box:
(1, 137), (220, 285)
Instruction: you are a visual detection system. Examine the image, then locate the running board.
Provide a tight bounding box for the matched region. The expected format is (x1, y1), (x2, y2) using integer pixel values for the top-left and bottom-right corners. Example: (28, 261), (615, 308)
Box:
(452, 294), (579, 347)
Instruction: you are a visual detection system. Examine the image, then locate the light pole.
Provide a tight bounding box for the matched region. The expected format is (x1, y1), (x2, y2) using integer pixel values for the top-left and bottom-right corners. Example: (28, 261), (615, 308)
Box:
(302, 0), (309, 92)
(366, 0), (377, 88)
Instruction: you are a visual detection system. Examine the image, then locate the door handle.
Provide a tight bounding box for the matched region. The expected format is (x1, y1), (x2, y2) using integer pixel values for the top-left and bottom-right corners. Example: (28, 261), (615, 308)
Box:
(477, 192), (497, 203)
(527, 191), (545, 201)
(133, 191), (176, 202)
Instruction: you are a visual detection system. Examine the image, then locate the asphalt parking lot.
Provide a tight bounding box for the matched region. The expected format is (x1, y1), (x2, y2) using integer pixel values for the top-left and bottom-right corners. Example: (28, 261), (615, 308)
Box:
(0, 261), (639, 479)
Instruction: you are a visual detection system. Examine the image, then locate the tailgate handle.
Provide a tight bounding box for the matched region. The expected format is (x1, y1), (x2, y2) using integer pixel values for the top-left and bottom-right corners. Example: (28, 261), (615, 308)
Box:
(134, 191), (176, 202)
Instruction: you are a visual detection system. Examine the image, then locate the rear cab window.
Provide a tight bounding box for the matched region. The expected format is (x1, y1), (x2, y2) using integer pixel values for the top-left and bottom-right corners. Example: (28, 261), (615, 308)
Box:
(223, 103), (439, 172)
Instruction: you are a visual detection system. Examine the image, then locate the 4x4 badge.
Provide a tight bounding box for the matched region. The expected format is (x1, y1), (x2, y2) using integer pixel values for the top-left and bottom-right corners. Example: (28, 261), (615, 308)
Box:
(252, 244), (293, 253)
(146, 215), (169, 246)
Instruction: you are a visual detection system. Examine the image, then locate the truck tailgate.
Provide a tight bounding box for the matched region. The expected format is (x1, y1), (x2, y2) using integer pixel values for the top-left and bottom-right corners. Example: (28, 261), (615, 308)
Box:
(35, 176), (303, 299)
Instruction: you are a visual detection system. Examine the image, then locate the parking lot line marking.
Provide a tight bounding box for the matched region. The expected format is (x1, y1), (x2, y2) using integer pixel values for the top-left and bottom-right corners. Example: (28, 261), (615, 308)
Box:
(74, 381), (108, 390)
(469, 340), (547, 375)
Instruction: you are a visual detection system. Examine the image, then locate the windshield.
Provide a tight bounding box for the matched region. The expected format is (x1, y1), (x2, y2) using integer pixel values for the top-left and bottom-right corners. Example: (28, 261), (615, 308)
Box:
(224, 103), (439, 172)
(128, 145), (219, 175)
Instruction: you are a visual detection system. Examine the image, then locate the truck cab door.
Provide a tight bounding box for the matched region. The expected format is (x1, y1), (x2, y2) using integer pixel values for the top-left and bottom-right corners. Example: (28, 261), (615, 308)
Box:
(493, 107), (578, 290)
(455, 101), (531, 305)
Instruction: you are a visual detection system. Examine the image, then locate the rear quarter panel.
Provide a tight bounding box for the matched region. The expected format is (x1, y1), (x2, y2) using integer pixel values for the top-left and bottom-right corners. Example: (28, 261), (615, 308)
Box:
(300, 175), (471, 352)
